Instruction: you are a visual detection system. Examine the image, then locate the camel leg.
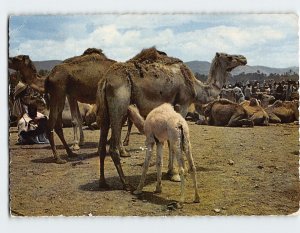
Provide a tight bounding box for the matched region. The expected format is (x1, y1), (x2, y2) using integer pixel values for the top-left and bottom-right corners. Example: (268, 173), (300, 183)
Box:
(154, 142), (163, 193)
(123, 118), (132, 146)
(75, 101), (85, 146)
(47, 94), (69, 164)
(98, 119), (110, 189)
(133, 141), (155, 195)
(109, 117), (131, 190)
(167, 140), (181, 182)
(68, 96), (84, 151)
(227, 114), (253, 127)
(183, 140), (200, 203)
(54, 113), (76, 158)
(173, 136), (186, 204)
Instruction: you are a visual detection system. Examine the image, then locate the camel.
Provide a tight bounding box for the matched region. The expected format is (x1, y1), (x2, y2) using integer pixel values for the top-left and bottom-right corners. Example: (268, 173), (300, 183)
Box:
(203, 99), (254, 127)
(9, 48), (116, 163)
(129, 103), (200, 204)
(265, 100), (299, 123)
(96, 47), (247, 189)
(255, 92), (275, 108)
(220, 86), (245, 103)
(8, 55), (83, 149)
(240, 98), (269, 126)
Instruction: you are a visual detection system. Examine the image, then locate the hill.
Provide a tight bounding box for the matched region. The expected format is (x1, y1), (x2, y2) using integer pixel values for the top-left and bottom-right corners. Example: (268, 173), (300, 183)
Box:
(185, 61), (299, 76)
(33, 60), (62, 71)
(31, 59), (298, 77)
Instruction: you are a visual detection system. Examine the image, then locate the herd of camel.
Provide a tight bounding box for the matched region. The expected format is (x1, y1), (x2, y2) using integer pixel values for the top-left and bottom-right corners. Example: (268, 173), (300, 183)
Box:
(8, 47), (299, 201)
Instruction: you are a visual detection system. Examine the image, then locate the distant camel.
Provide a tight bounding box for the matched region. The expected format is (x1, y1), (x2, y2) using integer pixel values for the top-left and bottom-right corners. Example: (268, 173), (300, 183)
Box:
(9, 48), (116, 163)
(130, 103), (200, 204)
(203, 99), (254, 127)
(240, 98), (269, 126)
(220, 86), (245, 103)
(265, 100), (299, 123)
(96, 47), (247, 189)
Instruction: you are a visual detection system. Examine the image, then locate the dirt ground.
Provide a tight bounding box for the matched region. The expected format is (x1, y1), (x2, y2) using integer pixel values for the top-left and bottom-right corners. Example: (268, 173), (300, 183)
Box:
(9, 122), (300, 216)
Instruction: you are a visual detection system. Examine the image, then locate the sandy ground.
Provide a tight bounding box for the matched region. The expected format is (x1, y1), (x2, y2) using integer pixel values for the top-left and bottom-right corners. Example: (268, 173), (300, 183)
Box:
(9, 122), (299, 216)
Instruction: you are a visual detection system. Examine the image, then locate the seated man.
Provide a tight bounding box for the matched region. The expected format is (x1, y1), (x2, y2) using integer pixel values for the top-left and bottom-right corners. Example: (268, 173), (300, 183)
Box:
(18, 103), (49, 144)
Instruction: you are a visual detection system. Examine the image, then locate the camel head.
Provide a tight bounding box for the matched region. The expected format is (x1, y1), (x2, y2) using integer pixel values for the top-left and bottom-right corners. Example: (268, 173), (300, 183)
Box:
(8, 55), (37, 73)
(249, 98), (260, 106)
(215, 52), (247, 72)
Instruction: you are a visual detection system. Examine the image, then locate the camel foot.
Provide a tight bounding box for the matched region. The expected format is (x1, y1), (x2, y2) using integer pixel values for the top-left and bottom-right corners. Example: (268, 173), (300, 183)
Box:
(123, 140), (129, 146)
(123, 183), (134, 191)
(68, 151), (78, 158)
(194, 195), (201, 203)
(71, 144), (80, 151)
(154, 187), (162, 194)
(99, 180), (110, 189)
(55, 157), (67, 164)
(133, 189), (143, 195)
(167, 171), (181, 182)
(120, 151), (131, 158)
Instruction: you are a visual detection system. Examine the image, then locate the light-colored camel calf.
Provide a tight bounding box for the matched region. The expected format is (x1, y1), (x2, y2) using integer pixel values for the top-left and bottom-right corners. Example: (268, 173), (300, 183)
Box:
(130, 103), (200, 204)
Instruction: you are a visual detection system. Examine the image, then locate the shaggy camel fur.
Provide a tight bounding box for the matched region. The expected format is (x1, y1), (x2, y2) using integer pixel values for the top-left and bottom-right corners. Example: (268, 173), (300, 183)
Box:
(240, 98), (269, 126)
(203, 99), (254, 127)
(129, 104), (200, 203)
(9, 48), (116, 163)
(96, 47), (247, 189)
(265, 100), (299, 123)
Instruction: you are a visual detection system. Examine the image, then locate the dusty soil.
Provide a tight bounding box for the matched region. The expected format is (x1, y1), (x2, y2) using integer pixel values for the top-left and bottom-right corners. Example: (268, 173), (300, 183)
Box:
(9, 122), (300, 216)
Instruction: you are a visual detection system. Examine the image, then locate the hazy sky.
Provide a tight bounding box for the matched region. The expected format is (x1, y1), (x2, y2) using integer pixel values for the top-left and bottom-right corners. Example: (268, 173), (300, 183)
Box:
(9, 14), (299, 68)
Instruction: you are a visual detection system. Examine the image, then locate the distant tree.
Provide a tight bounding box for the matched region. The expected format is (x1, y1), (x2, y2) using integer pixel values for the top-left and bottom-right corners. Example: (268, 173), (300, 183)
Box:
(38, 69), (49, 76)
(194, 72), (208, 82)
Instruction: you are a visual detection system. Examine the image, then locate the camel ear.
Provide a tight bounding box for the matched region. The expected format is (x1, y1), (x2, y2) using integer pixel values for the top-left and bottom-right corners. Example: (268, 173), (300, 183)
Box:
(216, 52), (220, 57)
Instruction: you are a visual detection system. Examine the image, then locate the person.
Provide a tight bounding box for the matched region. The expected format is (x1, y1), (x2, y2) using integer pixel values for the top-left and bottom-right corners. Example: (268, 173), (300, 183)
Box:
(244, 84), (252, 100)
(12, 81), (49, 144)
(18, 103), (49, 144)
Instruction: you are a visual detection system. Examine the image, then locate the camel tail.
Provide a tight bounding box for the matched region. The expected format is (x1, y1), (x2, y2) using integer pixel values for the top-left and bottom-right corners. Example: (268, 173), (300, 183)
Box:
(179, 124), (189, 153)
(44, 77), (50, 110)
(128, 105), (145, 134)
(95, 79), (108, 126)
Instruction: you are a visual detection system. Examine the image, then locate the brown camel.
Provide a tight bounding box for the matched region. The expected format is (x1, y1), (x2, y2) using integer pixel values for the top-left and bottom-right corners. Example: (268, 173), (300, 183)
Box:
(203, 99), (254, 127)
(9, 48), (116, 163)
(96, 47), (247, 189)
(265, 100), (299, 123)
(8, 51), (111, 151)
(240, 98), (269, 126)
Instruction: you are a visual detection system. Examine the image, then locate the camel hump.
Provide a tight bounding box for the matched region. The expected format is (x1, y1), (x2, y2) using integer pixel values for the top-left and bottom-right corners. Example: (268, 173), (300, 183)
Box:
(63, 48), (108, 63)
(82, 48), (103, 56)
(128, 47), (182, 64)
(218, 98), (236, 105)
(273, 100), (283, 107)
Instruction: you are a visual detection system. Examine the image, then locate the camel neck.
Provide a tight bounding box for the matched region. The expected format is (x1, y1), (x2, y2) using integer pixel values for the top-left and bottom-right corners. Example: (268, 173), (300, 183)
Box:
(206, 64), (228, 91)
(19, 68), (46, 93)
(193, 79), (218, 104)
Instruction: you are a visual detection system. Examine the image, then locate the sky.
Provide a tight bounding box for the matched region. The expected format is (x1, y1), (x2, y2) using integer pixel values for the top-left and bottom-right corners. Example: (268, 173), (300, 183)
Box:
(8, 13), (299, 68)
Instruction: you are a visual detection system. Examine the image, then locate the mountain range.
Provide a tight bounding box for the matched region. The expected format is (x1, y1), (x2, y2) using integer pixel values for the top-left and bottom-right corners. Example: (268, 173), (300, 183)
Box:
(32, 60), (299, 76)
(184, 61), (299, 76)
